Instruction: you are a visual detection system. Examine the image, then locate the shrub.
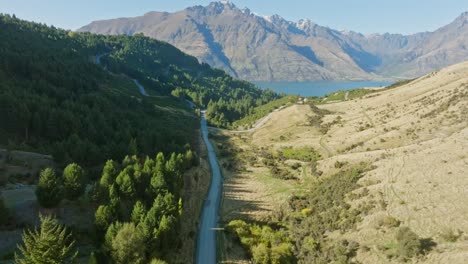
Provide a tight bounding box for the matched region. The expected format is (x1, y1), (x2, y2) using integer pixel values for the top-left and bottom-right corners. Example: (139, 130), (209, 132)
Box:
(226, 220), (295, 263)
(269, 166), (296, 180)
(394, 227), (422, 260)
(279, 147), (321, 162)
(334, 160), (348, 168)
(252, 243), (271, 264)
(271, 243), (295, 264)
(439, 228), (462, 242)
(291, 162), (301, 170)
(377, 216), (401, 228)
(290, 164), (370, 262)
(300, 208), (312, 217)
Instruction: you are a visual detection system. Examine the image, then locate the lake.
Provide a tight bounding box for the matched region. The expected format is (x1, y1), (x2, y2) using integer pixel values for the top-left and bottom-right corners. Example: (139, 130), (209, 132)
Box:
(255, 81), (392, 97)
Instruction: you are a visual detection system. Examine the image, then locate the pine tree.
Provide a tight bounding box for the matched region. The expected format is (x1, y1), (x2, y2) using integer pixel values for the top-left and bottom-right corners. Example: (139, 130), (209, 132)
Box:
(154, 152), (165, 173)
(150, 169), (166, 196)
(108, 184), (120, 210)
(142, 156), (154, 175)
(158, 214), (177, 250)
(36, 168), (62, 208)
(165, 153), (178, 193)
(100, 160), (118, 188)
(122, 155), (133, 167)
(140, 203), (160, 241)
(15, 214), (78, 264)
(184, 150), (194, 168)
(131, 201), (147, 225)
(118, 172), (135, 198)
(95, 205), (114, 231)
(63, 163), (85, 200)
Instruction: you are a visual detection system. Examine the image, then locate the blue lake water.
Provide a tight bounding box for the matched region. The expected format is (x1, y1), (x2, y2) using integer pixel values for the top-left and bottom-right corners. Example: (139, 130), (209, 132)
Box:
(255, 81), (392, 97)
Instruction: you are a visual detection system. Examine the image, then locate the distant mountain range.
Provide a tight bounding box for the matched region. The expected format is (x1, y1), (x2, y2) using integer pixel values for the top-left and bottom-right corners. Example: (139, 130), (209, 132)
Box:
(79, 1), (468, 82)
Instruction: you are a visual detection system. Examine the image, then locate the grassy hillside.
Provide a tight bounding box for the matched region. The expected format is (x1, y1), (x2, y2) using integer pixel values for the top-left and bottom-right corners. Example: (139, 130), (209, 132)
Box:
(212, 62), (468, 263)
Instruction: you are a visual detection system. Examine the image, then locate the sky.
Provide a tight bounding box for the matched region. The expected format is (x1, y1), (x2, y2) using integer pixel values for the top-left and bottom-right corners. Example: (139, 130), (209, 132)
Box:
(0, 0), (467, 34)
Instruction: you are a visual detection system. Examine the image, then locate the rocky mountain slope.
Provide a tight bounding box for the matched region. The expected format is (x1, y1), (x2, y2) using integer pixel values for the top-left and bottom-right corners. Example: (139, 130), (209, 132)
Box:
(80, 2), (468, 82)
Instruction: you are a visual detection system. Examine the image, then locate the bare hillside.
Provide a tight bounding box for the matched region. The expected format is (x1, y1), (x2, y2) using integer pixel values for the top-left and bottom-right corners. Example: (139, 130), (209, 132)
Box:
(213, 61), (468, 263)
(314, 61), (468, 263)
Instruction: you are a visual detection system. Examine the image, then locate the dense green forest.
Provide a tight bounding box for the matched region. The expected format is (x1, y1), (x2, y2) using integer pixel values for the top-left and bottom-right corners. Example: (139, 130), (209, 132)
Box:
(0, 14), (198, 167)
(95, 34), (279, 128)
(10, 150), (197, 263)
(0, 14), (278, 166)
(90, 152), (196, 262)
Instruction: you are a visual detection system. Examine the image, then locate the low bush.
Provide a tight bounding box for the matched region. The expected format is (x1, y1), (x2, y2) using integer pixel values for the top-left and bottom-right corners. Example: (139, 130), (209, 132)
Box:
(334, 160), (348, 169)
(385, 226), (426, 261)
(278, 146), (321, 162)
(289, 164), (371, 262)
(269, 165), (296, 180)
(226, 220), (295, 264)
(439, 228), (462, 242)
(377, 215), (401, 228)
(395, 227), (422, 260)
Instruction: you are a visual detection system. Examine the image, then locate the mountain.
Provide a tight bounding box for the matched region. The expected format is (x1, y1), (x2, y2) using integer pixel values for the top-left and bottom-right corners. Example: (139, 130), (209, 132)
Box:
(341, 11), (468, 78)
(79, 2), (468, 82)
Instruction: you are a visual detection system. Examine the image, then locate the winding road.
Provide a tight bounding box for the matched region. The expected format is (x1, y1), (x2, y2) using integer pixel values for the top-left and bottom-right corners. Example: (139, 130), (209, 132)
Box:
(209, 105), (286, 134)
(95, 53), (242, 262)
(132, 79), (148, 96)
(232, 105), (285, 133)
(95, 53), (150, 97)
(196, 111), (223, 264)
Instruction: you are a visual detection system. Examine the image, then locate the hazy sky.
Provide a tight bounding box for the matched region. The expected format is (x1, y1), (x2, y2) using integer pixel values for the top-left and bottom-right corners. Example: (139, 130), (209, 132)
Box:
(1, 0), (467, 34)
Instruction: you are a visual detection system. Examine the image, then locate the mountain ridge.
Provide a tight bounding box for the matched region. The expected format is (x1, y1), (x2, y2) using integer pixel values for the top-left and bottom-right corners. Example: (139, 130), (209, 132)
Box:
(79, 1), (468, 81)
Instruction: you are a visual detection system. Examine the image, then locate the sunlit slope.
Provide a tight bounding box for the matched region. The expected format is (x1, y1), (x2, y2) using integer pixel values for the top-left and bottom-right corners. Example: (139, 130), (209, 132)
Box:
(249, 61), (468, 263)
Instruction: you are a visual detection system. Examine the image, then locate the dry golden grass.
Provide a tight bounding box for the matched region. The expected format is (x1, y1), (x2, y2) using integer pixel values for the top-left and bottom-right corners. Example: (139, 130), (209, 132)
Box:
(215, 61), (468, 263)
